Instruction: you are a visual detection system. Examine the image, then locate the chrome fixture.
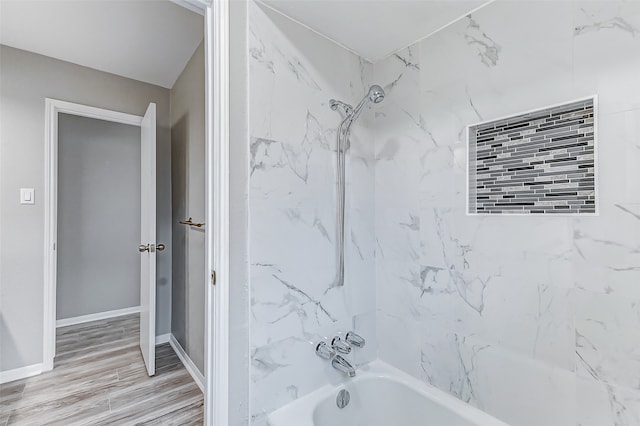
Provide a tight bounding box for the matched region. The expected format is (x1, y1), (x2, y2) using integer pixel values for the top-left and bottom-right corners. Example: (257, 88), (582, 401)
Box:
(336, 389), (351, 409)
(179, 217), (205, 228)
(331, 336), (351, 354)
(330, 85), (385, 287)
(316, 333), (365, 377)
(329, 99), (353, 116)
(138, 243), (165, 253)
(332, 355), (356, 377)
(345, 331), (365, 348)
(316, 341), (336, 360)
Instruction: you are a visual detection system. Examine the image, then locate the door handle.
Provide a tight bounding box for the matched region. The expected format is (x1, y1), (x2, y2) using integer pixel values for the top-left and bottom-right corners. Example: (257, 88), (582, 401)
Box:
(139, 243), (164, 253)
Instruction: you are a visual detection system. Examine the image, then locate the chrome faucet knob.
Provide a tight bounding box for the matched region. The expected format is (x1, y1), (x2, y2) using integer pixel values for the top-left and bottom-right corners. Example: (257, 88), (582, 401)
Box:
(331, 336), (351, 354)
(316, 341), (336, 360)
(345, 332), (365, 348)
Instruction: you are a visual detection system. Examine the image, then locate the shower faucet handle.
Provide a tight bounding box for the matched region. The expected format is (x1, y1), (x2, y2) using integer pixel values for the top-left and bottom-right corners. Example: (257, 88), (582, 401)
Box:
(331, 336), (351, 354)
(316, 341), (336, 360)
(345, 332), (365, 348)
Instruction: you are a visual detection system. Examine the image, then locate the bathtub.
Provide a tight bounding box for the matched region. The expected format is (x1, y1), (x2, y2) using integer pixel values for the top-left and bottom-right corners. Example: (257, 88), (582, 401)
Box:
(267, 360), (509, 426)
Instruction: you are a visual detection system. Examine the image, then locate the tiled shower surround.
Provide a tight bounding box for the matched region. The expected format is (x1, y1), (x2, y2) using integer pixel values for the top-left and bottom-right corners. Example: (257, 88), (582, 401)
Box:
(247, 1), (640, 425)
(468, 98), (596, 214)
(248, 3), (376, 423)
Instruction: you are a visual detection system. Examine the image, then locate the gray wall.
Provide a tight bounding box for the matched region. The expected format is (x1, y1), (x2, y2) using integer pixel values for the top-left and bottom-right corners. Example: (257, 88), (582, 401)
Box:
(170, 42), (205, 373)
(0, 45), (172, 372)
(57, 114), (141, 319)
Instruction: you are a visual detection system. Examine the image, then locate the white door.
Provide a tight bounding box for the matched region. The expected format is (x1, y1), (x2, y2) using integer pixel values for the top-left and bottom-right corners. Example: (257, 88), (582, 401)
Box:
(139, 103), (157, 376)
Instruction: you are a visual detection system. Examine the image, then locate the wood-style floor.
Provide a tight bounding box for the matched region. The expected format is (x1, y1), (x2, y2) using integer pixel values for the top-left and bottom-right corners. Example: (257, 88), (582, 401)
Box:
(0, 314), (203, 425)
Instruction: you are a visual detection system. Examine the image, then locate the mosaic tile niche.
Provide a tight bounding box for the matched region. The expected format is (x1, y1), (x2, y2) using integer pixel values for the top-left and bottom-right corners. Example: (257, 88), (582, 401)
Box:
(468, 98), (596, 214)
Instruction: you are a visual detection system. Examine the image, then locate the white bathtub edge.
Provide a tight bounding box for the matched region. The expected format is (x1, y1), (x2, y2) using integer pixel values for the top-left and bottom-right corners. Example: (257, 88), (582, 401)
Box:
(267, 359), (510, 426)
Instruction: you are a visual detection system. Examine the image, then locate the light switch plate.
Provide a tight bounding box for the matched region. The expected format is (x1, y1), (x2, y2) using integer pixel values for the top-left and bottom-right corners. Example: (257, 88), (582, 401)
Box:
(20, 188), (35, 204)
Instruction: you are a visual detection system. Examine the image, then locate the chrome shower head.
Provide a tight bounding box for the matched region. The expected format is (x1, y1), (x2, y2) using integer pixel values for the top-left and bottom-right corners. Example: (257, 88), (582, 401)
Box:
(329, 84), (385, 123)
(368, 85), (385, 104)
(349, 84), (385, 121)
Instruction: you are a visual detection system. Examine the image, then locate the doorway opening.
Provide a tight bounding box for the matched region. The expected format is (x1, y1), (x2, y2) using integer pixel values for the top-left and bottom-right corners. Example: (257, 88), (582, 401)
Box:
(43, 100), (158, 375)
(0, 0), (229, 423)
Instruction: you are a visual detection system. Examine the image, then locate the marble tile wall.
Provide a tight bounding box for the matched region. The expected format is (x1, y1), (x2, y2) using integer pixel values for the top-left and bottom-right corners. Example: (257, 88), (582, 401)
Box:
(247, 2), (377, 423)
(246, 0), (640, 424)
(374, 1), (640, 425)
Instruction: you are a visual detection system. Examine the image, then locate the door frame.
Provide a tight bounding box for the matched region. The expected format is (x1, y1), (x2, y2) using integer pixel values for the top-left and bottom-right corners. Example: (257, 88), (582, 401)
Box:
(43, 99), (144, 372)
(183, 1), (230, 425)
(202, 0), (230, 424)
(43, 0), (230, 424)
(164, 2), (231, 423)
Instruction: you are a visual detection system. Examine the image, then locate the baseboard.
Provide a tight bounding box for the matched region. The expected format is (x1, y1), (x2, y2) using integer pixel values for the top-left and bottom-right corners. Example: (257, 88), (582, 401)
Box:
(0, 363), (43, 384)
(56, 306), (141, 328)
(169, 334), (204, 392)
(155, 333), (171, 345)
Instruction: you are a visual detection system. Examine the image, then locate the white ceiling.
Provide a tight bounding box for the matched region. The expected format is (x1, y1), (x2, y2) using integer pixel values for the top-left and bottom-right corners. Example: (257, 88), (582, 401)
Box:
(261, 0), (491, 62)
(0, 1), (204, 88)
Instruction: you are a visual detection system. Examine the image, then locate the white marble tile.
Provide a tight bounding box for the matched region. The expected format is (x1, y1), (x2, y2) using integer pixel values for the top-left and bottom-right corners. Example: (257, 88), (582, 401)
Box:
(572, 203), (640, 298)
(466, 341), (576, 426)
(373, 45), (425, 219)
(417, 207), (575, 369)
(577, 376), (640, 426)
(419, 144), (465, 208)
(420, 333), (576, 426)
(376, 311), (423, 380)
(575, 288), (640, 390)
(596, 110), (640, 206)
(248, 0), (640, 424)
(349, 310), (378, 368)
(248, 0), (377, 419)
(251, 335), (331, 424)
(376, 259), (455, 329)
(573, 1), (640, 115)
(373, 2), (640, 423)
(419, 1), (575, 147)
(251, 311), (376, 422)
(249, 2), (371, 145)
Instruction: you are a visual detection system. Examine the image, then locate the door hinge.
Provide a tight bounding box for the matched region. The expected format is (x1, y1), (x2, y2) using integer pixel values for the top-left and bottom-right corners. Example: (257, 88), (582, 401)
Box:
(211, 270), (217, 286)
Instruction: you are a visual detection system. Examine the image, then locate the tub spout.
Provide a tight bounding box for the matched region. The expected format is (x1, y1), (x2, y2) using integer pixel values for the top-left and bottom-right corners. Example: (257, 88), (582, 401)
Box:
(332, 355), (356, 377)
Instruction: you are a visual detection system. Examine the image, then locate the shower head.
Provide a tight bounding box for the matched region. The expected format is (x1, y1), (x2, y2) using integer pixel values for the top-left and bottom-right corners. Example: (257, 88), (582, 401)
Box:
(329, 84), (385, 123)
(350, 84), (386, 121)
(368, 85), (385, 104)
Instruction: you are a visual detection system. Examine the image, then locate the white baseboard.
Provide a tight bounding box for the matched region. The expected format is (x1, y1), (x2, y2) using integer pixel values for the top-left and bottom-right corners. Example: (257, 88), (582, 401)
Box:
(155, 333), (171, 345)
(0, 363), (43, 384)
(169, 334), (204, 392)
(56, 306), (141, 328)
